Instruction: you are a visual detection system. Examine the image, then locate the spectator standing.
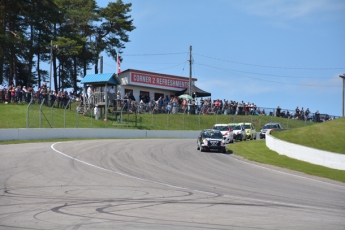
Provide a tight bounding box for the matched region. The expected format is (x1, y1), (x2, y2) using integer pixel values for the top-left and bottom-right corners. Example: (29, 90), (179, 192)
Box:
(116, 90), (121, 100)
(172, 97), (178, 114)
(238, 102), (243, 115)
(166, 102), (172, 113)
(109, 86), (115, 103)
(116, 90), (121, 108)
(129, 92), (135, 101)
(315, 110), (320, 122)
(15, 85), (22, 103)
(182, 99), (187, 110)
(50, 90), (56, 106)
(22, 86), (27, 102)
(157, 96), (163, 112)
(300, 107), (305, 120)
(223, 99), (229, 115)
(244, 103), (249, 115)
(87, 85), (92, 100)
(164, 95), (170, 104)
(27, 86), (33, 103)
(276, 106), (281, 117)
(94, 105), (100, 120)
(139, 100), (144, 113)
(0, 87), (3, 103)
(235, 102), (239, 115)
(36, 88), (41, 104)
(42, 87), (48, 106)
(305, 108), (310, 120)
(295, 106), (300, 119)
(123, 93), (129, 110)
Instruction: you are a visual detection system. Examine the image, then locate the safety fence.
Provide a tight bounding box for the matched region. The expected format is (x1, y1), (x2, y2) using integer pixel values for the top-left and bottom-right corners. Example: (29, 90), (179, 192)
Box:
(25, 98), (340, 130)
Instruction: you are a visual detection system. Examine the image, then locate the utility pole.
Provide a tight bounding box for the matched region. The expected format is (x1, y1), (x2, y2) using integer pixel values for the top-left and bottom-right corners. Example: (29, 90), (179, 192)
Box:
(49, 40), (52, 90)
(189, 45), (192, 96)
(48, 41), (58, 90)
(340, 74), (345, 117)
(100, 56), (103, 74)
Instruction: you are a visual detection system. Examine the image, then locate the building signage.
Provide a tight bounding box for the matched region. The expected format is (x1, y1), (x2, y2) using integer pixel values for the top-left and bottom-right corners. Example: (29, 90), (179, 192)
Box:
(131, 73), (189, 89)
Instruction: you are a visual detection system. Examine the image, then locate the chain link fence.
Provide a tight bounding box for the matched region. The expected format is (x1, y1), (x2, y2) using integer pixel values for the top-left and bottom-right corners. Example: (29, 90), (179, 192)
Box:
(26, 98), (340, 130)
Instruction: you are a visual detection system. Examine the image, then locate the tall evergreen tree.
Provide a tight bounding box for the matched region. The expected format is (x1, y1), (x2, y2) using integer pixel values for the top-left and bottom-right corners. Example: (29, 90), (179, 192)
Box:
(0, 0), (135, 90)
(91, 0), (136, 74)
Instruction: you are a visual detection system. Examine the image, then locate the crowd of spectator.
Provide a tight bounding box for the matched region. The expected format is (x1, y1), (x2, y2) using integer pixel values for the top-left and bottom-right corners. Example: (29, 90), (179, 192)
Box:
(0, 83), (77, 109)
(110, 95), (335, 123)
(0, 84), (337, 122)
(112, 96), (263, 116)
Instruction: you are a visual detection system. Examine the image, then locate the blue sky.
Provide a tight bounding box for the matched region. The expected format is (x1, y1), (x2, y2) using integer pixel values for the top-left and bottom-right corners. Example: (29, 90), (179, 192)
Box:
(99, 0), (345, 116)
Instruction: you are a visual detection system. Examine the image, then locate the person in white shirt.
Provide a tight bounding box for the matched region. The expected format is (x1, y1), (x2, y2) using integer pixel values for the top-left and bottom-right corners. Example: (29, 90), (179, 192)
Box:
(87, 86), (92, 98)
(94, 104), (100, 120)
(109, 86), (115, 104)
(22, 86), (28, 102)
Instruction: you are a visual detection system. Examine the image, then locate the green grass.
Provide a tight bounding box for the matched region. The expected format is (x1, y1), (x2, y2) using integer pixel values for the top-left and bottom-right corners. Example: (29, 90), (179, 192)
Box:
(228, 140), (345, 183)
(0, 102), (314, 130)
(272, 117), (345, 154)
(1, 102), (344, 183)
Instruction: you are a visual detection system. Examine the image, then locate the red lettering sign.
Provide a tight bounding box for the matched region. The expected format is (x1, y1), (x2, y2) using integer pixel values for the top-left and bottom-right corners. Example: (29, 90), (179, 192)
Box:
(131, 73), (189, 89)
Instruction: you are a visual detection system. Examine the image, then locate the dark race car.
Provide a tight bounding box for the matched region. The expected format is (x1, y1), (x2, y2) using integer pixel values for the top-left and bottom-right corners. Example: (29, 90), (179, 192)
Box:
(197, 129), (226, 153)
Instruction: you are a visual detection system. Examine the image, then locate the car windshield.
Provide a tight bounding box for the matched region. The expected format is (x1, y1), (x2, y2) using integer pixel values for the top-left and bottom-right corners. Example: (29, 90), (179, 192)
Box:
(204, 131), (223, 139)
(232, 125), (241, 130)
(213, 126), (228, 131)
(263, 124), (279, 129)
(243, 124), (251, 129)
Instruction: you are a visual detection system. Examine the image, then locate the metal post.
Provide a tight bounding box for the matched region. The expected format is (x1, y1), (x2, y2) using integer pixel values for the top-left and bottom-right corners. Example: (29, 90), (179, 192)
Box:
(26, 103), (30, 128)
(105, 83), (108, 120)
(340, 74), (345, 117)
(49, 40), (52, 89)
(189, 46), (192, 96)
(39, 99), (44, 128)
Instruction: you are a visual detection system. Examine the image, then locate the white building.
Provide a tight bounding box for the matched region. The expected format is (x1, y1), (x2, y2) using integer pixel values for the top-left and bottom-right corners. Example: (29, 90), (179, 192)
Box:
(117, 69), (211, 102)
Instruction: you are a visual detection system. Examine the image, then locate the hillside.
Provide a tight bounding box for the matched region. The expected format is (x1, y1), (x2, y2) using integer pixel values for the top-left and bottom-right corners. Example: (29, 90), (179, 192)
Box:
(272, 117), (345, 154)
(0, 102), (315, 131)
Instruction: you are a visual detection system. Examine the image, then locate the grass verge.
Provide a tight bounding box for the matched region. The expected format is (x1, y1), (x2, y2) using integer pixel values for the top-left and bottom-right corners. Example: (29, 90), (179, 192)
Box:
(272, 117), (345, 154)
(228, 140), (345, 183)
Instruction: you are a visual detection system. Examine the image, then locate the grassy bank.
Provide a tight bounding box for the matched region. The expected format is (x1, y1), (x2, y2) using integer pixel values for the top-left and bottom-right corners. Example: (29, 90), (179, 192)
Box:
(228, 140), (345, 183)
(272, 117), (345, 154)
(0, 102), (314, 130)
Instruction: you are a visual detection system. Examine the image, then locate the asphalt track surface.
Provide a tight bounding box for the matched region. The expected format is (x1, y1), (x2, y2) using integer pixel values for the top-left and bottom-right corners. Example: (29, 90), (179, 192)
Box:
(1, 139), (344, 230)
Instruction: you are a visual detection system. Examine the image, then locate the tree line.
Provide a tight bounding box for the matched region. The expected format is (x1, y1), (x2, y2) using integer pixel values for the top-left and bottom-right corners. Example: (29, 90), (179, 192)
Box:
(0, 0), (135, 92)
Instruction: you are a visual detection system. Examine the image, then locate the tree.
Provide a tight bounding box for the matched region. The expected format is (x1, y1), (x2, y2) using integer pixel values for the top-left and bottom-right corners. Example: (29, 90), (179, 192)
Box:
(91, 0), (136, 74)
(0, 0), (29, 86)
(0, 0), (135, 91)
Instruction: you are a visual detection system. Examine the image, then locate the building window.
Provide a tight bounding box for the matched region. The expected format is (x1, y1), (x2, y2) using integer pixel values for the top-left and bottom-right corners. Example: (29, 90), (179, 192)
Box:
(140, 91), (150, 103)
(154, 93), (164, 101)
(124, 89), (133, 97)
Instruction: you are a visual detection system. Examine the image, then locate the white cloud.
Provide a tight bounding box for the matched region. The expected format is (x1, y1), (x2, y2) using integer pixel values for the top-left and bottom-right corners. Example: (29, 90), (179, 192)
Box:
(232, 0), (345, 20)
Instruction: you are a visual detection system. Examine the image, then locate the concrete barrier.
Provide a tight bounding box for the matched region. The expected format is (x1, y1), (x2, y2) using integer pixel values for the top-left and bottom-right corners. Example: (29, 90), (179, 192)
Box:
(266, 131), (345, 170)
(0, 128), (200, 141)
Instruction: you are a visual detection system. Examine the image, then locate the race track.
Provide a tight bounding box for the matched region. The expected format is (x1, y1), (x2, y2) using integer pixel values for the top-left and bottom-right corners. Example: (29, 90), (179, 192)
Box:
(1, 139), (344, 229)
